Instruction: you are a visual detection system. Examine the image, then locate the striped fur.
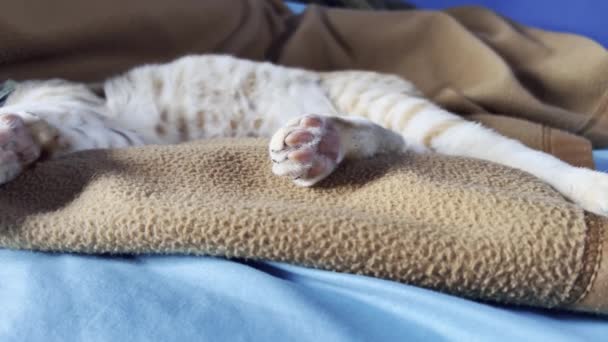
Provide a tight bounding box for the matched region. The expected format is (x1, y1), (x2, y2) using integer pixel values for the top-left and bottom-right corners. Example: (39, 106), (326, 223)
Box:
(1, 54), (608, 216)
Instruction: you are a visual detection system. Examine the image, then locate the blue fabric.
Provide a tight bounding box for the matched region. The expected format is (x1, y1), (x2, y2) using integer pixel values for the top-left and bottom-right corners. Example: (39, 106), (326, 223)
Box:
(1, 249), (607, 342)
(289, 1), (607, 47)
(408, 0), (608, 48)
(287, 2), (306, 13)
(594, 150), (608, 172)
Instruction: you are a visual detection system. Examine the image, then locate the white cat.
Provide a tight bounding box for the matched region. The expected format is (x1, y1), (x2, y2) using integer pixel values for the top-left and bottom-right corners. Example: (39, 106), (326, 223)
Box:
(1, 55), (607, 215)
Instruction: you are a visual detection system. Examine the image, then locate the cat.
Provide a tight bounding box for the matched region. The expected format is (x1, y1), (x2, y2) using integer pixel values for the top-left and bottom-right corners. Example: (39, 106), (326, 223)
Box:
(1, 54), (607, 215)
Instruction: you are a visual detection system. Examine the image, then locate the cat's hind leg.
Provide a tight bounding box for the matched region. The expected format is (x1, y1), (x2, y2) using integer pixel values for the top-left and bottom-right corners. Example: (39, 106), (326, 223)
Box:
(318, 71), (608, 215)
(429, 119), (608, 216)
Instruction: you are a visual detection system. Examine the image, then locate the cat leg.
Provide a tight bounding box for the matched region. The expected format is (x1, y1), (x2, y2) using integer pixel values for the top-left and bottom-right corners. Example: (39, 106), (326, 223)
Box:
(357, 90), (608, 216)
(426, 118), (608, 216)
(0, 110), (142, 185)
(320, 71), (608, 215)
(269, 114), (404, 186)
(271, 109), (608, 215)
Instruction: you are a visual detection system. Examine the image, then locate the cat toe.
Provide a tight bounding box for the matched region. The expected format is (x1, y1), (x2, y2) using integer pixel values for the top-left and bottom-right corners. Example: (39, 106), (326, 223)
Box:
(285, 129), (314, 147)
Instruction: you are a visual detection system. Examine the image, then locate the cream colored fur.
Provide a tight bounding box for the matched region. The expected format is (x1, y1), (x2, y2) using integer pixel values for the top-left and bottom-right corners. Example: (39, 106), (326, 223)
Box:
(1, 54), (607, 215)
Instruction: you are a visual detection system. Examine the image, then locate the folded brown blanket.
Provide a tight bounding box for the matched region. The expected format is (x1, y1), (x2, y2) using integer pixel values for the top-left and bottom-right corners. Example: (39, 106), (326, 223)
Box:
(0, 139), (605, 313)
(1, 1), (608, 313)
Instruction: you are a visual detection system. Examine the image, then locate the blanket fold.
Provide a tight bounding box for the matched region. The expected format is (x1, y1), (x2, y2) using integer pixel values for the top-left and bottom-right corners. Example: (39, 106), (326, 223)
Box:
(0, 140), (606, 314)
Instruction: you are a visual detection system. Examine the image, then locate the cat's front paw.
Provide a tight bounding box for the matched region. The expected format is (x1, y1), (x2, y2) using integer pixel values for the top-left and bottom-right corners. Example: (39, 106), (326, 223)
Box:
(564, 168), (608, 216)
(0, 114), (43, 185)
(269, 115), (343, 187)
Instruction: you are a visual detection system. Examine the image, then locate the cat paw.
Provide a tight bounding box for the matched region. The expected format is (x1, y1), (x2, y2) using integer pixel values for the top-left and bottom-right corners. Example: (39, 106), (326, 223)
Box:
(0, 114), (42, 185)
(269, 115), (343, 186)
(565, 168), (608, 216)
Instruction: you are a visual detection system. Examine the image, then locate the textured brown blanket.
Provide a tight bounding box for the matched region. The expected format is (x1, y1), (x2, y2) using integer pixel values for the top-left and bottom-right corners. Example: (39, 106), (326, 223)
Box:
(0, 140), (606, 313)
(1, 0), (608, 313)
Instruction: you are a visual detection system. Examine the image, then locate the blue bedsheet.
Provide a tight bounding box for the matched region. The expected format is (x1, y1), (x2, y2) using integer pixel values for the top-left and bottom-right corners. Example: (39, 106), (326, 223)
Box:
(1, 250), (607, 342)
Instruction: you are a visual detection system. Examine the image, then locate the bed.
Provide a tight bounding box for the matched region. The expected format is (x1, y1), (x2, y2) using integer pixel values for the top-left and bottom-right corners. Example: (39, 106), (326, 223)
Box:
(1, 1), (607, 341)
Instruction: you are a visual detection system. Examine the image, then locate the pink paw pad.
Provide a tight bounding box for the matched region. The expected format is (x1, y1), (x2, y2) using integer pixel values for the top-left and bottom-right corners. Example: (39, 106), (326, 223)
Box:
(269, 114), (343, 186)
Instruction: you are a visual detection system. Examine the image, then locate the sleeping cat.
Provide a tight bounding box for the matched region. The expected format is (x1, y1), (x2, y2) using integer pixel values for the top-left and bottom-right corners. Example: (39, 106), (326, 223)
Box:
(1, 55), (607, 215)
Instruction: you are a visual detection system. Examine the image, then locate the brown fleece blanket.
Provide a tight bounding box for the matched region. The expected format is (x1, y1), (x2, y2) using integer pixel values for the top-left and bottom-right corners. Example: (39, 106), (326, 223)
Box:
(0, 139), (605, 313)
(1, 1), (608, 313)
